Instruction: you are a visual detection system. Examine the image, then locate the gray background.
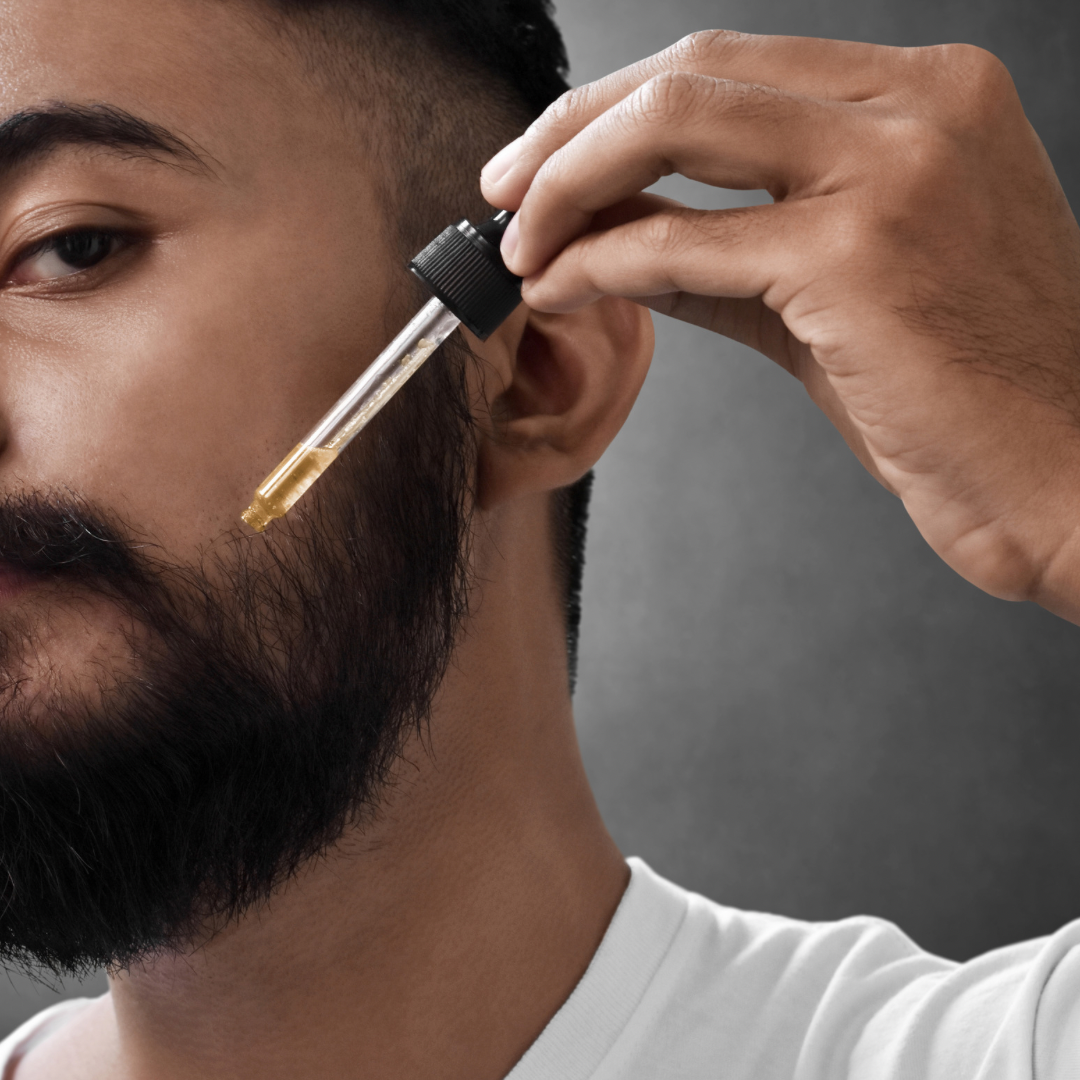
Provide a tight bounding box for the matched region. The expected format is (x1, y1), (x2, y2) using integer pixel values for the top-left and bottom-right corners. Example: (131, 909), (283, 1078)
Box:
(567, 0), (1080, 964)
(1, 0), (1078, 1040)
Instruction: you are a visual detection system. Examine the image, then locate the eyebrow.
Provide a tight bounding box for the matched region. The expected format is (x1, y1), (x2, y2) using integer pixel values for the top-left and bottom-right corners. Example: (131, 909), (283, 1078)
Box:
(0, 102), (211, 181)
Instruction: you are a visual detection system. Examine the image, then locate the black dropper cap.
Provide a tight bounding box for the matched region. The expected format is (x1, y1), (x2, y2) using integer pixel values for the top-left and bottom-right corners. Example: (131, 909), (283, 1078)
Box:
(408, 210), (522, 340)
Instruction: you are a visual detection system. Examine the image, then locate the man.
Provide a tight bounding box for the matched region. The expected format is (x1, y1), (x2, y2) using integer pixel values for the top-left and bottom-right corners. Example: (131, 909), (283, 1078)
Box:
(0, 0), (1076, 1077)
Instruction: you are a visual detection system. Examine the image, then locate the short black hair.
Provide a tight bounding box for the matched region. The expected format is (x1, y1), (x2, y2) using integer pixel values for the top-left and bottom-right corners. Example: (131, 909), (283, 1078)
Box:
(326, 0), (572, 115)
(260, 0), (567, 252)
(258, 0), (595, 688)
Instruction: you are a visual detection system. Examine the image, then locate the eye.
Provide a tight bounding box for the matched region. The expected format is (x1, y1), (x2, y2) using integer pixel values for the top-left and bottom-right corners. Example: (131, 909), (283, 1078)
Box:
(6, 229), (129, 287)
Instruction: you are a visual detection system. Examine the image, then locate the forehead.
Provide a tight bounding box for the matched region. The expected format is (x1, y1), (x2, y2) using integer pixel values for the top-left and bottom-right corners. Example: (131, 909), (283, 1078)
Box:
(0, 0), (332, 173)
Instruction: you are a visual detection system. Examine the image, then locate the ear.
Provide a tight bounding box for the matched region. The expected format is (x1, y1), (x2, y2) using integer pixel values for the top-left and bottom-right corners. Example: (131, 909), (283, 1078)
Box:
(472, 297), (654, 512)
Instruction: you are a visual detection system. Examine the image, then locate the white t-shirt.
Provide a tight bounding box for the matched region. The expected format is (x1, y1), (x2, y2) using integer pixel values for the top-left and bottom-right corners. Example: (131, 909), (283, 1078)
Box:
(2, 857), (1079, 1078)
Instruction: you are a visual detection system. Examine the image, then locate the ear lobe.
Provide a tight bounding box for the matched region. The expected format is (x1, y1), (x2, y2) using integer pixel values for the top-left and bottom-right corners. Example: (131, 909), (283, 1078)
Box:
(476, 296), (654, 511)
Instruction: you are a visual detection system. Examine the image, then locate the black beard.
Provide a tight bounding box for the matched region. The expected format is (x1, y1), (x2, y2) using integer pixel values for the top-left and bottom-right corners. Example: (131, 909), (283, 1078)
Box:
(0, 340), (474, 977)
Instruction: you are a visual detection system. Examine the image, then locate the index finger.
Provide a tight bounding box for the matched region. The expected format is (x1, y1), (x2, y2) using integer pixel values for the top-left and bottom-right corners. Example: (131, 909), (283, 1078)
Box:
(481, 30), (908, 208)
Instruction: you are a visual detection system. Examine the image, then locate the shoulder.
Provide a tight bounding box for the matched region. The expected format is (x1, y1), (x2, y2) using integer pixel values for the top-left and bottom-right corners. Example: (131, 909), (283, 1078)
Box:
(599, 859), (1080, 1080)
(0, 999), (95, 1077)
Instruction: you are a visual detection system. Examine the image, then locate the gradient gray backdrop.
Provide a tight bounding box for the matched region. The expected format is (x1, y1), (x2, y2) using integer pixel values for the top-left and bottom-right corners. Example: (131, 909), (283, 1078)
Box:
(1, 0), (1078, 1039)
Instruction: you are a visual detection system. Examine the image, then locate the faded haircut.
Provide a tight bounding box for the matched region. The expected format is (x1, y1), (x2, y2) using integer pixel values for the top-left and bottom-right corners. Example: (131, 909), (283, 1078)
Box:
(253, 0), (594, 688)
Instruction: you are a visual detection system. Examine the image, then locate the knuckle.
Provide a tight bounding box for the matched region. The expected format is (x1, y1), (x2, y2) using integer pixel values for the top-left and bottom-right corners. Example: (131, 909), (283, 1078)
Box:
(710, 78), (782, 125)
(937, 42), (1011, 87)
(629, 71), (703, 126)
(664, 28), (749, 68)
(638, 212), (690, 259)
(864, 108), (963, 203)
(890, 116), (953, 179)
(542, 84), (597, 133)
(871, 45), (1018, 196)
(920, 43), (1018, 126)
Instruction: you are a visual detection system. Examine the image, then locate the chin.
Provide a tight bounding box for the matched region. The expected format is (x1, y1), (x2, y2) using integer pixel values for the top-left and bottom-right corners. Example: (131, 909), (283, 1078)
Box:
(0, 590), (146, 728)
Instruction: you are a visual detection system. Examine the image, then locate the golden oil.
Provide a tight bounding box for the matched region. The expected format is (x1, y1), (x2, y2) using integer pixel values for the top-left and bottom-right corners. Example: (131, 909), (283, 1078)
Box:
(241, 443), (338, 533)
(241, 298), (456, 532)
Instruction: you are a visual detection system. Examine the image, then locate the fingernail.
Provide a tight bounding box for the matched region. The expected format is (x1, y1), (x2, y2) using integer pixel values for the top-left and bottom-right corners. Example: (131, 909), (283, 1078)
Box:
(500, 215), (520, 269)
(481, 136), (524, 186)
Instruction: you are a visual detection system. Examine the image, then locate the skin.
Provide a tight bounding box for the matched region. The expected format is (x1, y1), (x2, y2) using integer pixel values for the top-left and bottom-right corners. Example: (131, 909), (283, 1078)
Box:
(2, 9), (1078, 1080)
(482, 31), (1080, 625)
(0, 0), (647, 1078)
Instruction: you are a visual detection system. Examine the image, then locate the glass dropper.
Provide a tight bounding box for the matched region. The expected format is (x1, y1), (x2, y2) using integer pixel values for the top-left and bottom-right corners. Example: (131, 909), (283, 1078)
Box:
(242, 210), (520, 532)
(240, 298), (460, 531)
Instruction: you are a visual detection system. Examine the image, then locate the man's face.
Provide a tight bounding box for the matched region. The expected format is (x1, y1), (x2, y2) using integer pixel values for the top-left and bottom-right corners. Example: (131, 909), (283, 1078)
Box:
(0, 0), (477, 973)
(0, 0), (391, 573)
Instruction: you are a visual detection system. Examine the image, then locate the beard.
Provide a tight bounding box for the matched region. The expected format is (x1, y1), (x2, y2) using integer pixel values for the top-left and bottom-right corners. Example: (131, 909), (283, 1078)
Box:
(0, 336), (475, 977)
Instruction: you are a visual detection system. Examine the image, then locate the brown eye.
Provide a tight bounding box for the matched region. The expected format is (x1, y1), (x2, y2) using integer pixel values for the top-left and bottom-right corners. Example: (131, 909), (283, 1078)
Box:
(8, 229), (125, 286)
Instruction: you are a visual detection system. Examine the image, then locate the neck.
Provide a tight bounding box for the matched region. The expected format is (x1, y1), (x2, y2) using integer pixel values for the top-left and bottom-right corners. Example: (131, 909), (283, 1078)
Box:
(24, 493), (627, 1080)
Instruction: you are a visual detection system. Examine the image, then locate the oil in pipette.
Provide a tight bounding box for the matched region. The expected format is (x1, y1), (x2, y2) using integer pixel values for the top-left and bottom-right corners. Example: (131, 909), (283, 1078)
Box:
(241, 211), (521, 532)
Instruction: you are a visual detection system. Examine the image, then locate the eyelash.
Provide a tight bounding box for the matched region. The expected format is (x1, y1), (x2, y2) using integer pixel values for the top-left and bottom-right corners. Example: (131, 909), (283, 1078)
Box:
(4, 227), (136, 290)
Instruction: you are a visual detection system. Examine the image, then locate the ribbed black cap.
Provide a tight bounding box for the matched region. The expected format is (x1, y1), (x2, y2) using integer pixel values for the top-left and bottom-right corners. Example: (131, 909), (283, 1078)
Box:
(409, 210), (522, 340)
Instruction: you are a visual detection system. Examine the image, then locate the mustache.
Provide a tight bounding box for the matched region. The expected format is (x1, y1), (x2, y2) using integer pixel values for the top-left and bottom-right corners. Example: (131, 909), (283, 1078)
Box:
(0, 493), (147, 584)
(0, 490), (349, 648)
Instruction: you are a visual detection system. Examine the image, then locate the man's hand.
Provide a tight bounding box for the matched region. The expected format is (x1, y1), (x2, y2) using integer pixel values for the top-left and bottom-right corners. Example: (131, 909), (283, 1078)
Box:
(480, 31), (1080, 623)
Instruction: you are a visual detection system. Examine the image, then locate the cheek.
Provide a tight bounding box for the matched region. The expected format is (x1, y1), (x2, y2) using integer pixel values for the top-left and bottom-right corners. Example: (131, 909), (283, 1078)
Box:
(0, 231), (390, 560)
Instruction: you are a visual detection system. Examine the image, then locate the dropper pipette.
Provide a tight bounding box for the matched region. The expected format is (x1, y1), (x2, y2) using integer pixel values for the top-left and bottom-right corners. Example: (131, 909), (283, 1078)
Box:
(241, 210), (520, 532)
